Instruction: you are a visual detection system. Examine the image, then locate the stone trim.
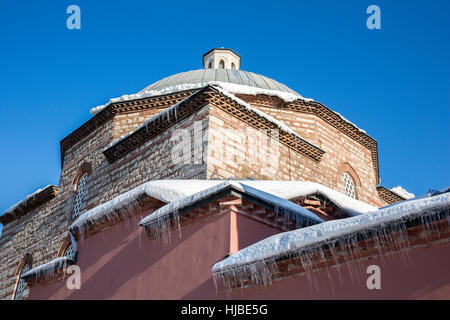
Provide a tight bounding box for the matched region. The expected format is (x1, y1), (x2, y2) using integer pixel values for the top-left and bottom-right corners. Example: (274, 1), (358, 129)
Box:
(70, 161), (93, 192)
(56, 235), (73, 257)
(0, 186), (59, 225)
(11, 253), (33, 300)
(337, 162), (362, 187)
(377, 186), (407, 204)
(13, 253), (33, 277)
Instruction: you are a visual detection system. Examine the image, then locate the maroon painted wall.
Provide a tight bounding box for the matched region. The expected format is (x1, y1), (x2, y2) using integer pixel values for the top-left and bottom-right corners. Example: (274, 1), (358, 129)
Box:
(28, 212), (450, 300)
(28, 213), (281, 299)
(222, 241), (450, 300)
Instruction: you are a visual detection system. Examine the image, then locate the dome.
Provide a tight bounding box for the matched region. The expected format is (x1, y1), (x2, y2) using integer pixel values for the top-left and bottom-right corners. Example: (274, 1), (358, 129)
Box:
(139, 69), (299, 95)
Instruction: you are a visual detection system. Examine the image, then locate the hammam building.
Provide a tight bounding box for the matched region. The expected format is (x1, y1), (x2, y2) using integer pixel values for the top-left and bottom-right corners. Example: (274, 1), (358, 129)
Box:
(0, 49), (449, 300)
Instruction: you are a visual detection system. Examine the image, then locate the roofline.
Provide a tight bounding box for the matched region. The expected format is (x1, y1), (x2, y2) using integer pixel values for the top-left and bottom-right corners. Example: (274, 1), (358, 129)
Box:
(139, 182), (323, 229)
(212, 200), (450, 276)
(377, 186), (407, 204)
(202, 48), (241, 59)
(59, 89), (197, 167)
(0, 185), (59, 225)
(102, 86), (325, 163)
(59, 85), (379, 184)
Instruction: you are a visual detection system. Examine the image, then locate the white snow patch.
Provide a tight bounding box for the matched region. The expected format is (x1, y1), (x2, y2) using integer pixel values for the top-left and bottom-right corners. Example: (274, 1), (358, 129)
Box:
(330, 110), (367, 134)
(69, 180), (225, 233)
(69, 179), (376, 235)
(212, 192), (450, 273)
(242, 181), (377, 216)
(21, 257), (73, 280)
(211, 86), (316, 145)
(138, 181), (324, 228)
(90, 81), (312, 115)
(3, 185), (55, 215)
(390, 186), (415, 200)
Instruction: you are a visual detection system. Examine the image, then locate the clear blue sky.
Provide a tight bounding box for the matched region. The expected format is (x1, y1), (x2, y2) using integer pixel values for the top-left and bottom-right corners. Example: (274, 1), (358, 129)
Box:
(0, 0), (449, 237)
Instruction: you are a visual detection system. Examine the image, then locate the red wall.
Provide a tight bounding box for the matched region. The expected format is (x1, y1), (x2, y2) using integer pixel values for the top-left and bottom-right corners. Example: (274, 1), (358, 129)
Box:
(223, 241), (450, 300)
(28, 212), (450, 300)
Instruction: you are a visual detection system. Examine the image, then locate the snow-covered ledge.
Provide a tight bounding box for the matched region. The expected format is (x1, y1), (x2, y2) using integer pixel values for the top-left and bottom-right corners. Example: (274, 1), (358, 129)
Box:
(139, 181), (324, 228)
(21, 257), (74, 281)
(68, 180), (231, 236)
(212, 192), (450, 286)
(102, 85), (322, 157)
(90, 81), (313, 115)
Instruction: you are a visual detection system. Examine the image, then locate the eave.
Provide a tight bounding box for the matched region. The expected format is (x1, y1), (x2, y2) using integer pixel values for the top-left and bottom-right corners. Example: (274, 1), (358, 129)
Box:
(377, 186), (407, 204)
(0, 185), (59, 225)
(102, 86), (325, 163)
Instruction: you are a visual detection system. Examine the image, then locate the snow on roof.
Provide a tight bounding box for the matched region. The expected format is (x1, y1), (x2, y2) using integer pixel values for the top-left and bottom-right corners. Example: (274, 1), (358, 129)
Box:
(90, 81), (312, 115)
(330, 110), (367, 134)
(69, 180), (225, 234)
(103, 85), (320, 153)
(2, 185), (55, 216)
(241, 181), (377, 216)
(104, 92), (200, 150)
(69, 179), (375, 235)
(138, 181), (325, 228)
(21, 257), (74, 280)
(211, 86), (316, 146)
(212, 192), (450, 274)
(390, 186), (415, 200)
(90, 80), (368, 136)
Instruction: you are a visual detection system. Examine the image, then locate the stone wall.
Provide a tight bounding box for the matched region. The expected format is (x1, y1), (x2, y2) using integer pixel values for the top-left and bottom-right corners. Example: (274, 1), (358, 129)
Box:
(0, 105), (210, 299)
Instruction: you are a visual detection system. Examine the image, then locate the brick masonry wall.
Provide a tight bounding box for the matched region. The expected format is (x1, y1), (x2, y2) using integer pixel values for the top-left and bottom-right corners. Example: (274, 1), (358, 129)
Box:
(0, 96), (385, 299)
(0, 105), (210, 299)
(206, 103), (383, 207)
(0, 193), (71, 299)
(206, 105), (320, 182)
(255, 105), (382, 206)
(112, 109), (166, 140)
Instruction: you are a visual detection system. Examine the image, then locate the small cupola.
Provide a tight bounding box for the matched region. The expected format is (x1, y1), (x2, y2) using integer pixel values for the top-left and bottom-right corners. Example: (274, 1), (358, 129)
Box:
(203, 48), (241, 70)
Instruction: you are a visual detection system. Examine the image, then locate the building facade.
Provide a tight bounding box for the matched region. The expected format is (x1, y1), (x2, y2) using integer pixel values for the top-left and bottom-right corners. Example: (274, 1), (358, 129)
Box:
(1, 49), (445, 300)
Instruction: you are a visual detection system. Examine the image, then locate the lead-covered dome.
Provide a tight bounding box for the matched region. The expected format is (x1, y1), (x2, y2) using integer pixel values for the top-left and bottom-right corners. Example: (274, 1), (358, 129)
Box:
(139, 69), (299, 95)
(91, 48), (312, 115)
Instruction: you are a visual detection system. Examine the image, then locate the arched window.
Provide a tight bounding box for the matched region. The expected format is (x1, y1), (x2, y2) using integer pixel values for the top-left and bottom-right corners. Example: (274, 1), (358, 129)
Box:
(57, 234), (77, 262)
(73, 173), (88, 219)
(342, 172), (356, 198)
(208, 61), (213, 68)
(64, 243), (76, 261)
(231, 62), (236, 69)
(219, 60), (225, 69)
(13, 257), (32, 300)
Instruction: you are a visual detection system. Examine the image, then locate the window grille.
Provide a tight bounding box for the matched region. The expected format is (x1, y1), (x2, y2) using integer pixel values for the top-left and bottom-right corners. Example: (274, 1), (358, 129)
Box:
(14, 264), (30, 300)
(73, 173), (87, 219)
(342, 172), (356, 198)
(64, 244), (76, 261)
